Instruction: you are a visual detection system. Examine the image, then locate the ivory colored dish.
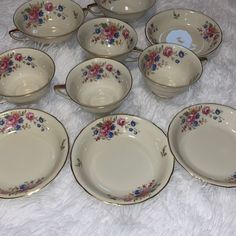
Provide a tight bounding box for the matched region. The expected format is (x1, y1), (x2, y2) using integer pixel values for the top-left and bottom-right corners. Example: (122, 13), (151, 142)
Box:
(138, 43), (203, 98)
(77, 17), (139, 61)
(0, 47), (55, 104)
(54, 58), (132, 114)
(146, 9), (222, 58)
(87, 0), (156, 22)
(10, 0), (86, 44)
(0, 108), (69, 199)
(71, 114), (174, 205)
(168, 103), (236, 187)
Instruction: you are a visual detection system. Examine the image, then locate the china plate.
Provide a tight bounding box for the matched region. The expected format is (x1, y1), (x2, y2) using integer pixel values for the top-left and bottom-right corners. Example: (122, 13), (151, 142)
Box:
(71, 114), (174, 205)
(0, 109), (69, 198)
(168, 103), (236, 187)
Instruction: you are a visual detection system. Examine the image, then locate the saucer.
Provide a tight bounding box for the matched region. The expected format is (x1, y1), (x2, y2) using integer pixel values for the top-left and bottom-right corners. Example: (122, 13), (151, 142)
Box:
(0, 108), (69, 198)
(71, 114), (174, 205)
(168, 103), (236, 187)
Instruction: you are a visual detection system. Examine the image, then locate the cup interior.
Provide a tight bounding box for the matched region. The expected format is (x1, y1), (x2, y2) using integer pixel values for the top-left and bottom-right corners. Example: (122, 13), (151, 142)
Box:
(0, 48), (55, 97)
(139, 44), (202, 87)
(14, 0), (84, 38)
(66, 58), (132, 107)
(146, 9), (222, 57)
(77, 18), (137, 57)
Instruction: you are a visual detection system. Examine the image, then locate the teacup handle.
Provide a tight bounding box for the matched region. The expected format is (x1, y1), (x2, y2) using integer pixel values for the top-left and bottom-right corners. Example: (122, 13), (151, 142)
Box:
(200, 57), (208, 66)
(0, 97), (7, 104)
(54, 84), (70, 100)
(125, 47), (143, 63)
(9, 28), (29, 41)
(87, 3), (103, 16)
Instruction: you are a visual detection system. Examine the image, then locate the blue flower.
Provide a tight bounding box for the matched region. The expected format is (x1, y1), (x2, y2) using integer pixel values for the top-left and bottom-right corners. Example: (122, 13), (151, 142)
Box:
(96, 74), (101, 79)
(93, 129), (98, 135)
(233, 173), (236, 179)
(152, 64), (157, 71)
(0, 119), (5, 125)
(155, 55), (160, 62)
(117, 70), (121, 75)
(111, 124), (116, 130)
(114, 32), (120, 38)
(39, 117), (44, 123)
(195, 113), (200, 119)
(99, 68), (104, 73)
(8, 68), (12, 73)
(16, 125), (21, 130)
(9, 60), (13, 66)
(37, 124), (41, 127)
(179, 51), (185, 58)
(27, 56), (32, 61)
(203, 24), (208, 28)
(38, 18), (43, 24)
(193, 121), (198, 127)
(215, 109), (221, 115)
(39, 10), (44, 17)
(108, 132), (114, 138)
(24, 15), (28, 20)
(129, 128), (133, 132)
(58, 5), (64, 12)
(83, 71), (87, 76)
(20, 184), (27, 190)
(18, 118), (24, 124)
(130, 121), (136, 127)
(134, 190), (140, 196)
(109, 38), (115, 44)
(175, 59), (180, 64)
(95, 28), (101, 34)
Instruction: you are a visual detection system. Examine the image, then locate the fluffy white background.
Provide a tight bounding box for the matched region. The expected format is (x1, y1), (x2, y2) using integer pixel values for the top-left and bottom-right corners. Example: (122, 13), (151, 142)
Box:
(0, 0), (236, 235)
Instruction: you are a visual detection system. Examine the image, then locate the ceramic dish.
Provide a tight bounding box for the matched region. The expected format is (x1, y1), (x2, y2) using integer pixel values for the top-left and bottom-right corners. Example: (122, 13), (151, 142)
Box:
(71, 114), (174, 205)
(54, 58), (132, 114)
(9, 0), (86, 44)
(146, 9), (222, 58)
(0, 47), (55, 104)
(168, 103), (236, 187)
(77, 17), (140, 61)
(87, 0), (156, 22)
(138, 43), (203, 98)
(0, 108), (69, 199)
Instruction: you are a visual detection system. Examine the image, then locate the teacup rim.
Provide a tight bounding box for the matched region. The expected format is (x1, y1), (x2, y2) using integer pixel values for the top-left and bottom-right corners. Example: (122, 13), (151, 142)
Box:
(0, 47), (55, 98)
(145, 8), (223, 58)
(64, 57), (133, 109)
(138, 43), (203, 89)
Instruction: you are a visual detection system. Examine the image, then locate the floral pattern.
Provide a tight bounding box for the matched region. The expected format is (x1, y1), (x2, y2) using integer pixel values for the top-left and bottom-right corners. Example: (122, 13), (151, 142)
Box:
(0, 178), (44, 196)
(0, 110), (47, 134)
(91, 22), (134, 48)
(180, 105), (224, 132)
(21, 2), (67, 28)
(0, 53), (36, 79)
(76, 158), (82, 167)
(142, 45), (186, 76)
(147, 23), (158, 37)
(81, 62), (122, 83)
(92, 116), (139, 141)
(173, 10), (180, 19)
(228, 172), (236, 183)
(107, 180), (160, 202)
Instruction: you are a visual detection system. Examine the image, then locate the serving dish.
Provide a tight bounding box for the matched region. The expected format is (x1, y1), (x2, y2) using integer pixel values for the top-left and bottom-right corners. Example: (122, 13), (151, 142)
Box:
(168, 103), (236, 187)
(146, 9), (222, 58)
(0, 108), (69, 199)
(71, 114), (174, 205)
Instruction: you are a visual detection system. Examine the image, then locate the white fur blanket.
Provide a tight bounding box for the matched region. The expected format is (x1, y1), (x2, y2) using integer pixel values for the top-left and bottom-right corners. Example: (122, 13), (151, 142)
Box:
(0, 0), (236, 235)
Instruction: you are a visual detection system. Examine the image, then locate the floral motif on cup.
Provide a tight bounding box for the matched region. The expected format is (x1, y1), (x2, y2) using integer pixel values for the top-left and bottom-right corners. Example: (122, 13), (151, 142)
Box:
(173, 10), (180, 19)
(142, 45), (186, 76)
(197, 21), (220, 49)
(228, 172), (236, 183)
(0, 53), (36, 79)
(21, 2), (67, 28)
(0, 110), (47, 134)
(92, 116), (139, 141)
(107, 180), (160, 202)
(92, 22), (134, 49)
(161, 145), (167, 157)
(81, 62), (122, 83)
(179, 105), (224, 132)
(0, 177), (44, 196)
(147, 23), (158, 37)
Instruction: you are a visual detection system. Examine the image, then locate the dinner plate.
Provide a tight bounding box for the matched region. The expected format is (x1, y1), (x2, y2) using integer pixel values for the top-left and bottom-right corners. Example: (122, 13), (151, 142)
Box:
(168, 103), (236, 187)
(0, 108), (69, 198)
(71, 114), (174, 205)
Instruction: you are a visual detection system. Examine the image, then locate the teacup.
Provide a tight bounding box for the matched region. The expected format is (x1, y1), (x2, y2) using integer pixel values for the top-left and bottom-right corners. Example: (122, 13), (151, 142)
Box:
(145, 9), (223, 58)
(77, 17), (141, 62)
(138, 43), (203, 98)
(9, 0), (86, 44)
(87, 0), (156, 22)
(54, 58), (132, 114)
(0, 48), (55, 104)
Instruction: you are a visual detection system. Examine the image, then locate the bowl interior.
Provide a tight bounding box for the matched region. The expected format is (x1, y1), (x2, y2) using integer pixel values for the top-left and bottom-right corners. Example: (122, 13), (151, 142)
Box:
(66, 59), (132, 107)
(139, 44), (202, 87)
(71, 114), (174, 204)
(14, 0), (84, 37)
(77, 18), (137, 57)
(146, 9), (222, 57)
(0, 48), (54, 96)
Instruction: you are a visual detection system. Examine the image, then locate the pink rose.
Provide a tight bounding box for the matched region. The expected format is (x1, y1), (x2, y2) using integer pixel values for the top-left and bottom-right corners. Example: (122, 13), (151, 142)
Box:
(117, 118), (126, 127)
(187, 113), (196, 123)
(45, 2), (54, 11)
(149, 51), (157, 60)
(122, 29), (130, 39)
(104, 25), (117, 39)
(89, 64), (101, 76)
(105, 64), (113, 72)
(0, 61), (9, 71)
(29, 5), (40, 21)
(202, 106), (211, 115)
(100, 120), (112, 137)
(163, 47), (173, 57)
(6, 113), (20, 126)
(15, 53), (23, 61)
(26, 112), (35, 121)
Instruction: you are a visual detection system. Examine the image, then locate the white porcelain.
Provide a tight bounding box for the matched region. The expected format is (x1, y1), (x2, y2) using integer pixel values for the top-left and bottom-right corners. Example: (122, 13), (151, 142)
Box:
(138, 43), (203, 98)
(71, 114), (174, 205)
(0, 108), (69, 199)
(77, 17), (139, 61)
(87, 0), (156, 22)
(54, 58), (132, 114)
(168, 103), (236, 187)
(146, 9), (223, 58)
(0, 48), (55, 104)
(10, 0), (86, 44)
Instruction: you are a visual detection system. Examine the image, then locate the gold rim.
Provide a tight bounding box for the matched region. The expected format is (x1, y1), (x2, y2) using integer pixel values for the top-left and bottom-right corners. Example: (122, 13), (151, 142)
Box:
(167, 102), (236, 188)
(145, 8), (223, 58)
(0, 47), (55, 98)
(0, 108), (70, 199)
(70, 113), (175, 205)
